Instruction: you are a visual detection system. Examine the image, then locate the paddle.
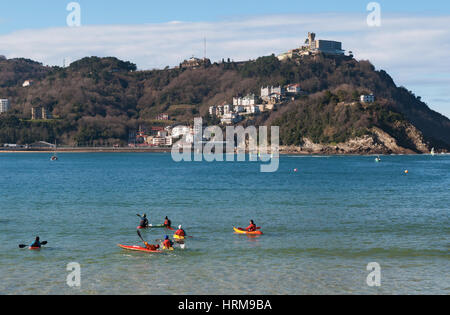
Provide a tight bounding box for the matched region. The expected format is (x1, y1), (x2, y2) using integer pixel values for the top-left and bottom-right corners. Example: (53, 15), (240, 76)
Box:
(19, 241), (47, 249)
(136, 230), (149, 247)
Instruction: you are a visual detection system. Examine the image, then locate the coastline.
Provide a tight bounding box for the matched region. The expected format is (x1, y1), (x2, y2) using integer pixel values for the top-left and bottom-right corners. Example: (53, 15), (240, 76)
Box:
(0, 147), (443, 156)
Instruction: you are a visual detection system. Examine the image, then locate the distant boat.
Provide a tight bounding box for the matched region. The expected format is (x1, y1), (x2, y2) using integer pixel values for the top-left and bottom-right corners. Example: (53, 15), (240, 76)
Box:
(431, 148), (435, 156)
(375, 156), (381, 163)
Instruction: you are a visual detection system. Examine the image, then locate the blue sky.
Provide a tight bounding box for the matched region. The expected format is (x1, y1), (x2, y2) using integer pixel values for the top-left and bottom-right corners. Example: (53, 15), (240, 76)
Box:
(1, 0), (449, 34)
(0, 1), (449, 118)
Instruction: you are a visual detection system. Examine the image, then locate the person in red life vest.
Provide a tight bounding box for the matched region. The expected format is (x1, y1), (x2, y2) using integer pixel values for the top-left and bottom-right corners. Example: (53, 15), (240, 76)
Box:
(175, 225), (186, 238)
(164, 216), (172, 229)
(245, 220), (257, 232)
(162, 235), (173, 249)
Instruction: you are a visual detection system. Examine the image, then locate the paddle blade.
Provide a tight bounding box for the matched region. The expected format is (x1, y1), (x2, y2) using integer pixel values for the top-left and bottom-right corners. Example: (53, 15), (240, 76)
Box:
(137, 230), (144, 242)
(41, 241), (48, 246)
(19, 244), (27, 249)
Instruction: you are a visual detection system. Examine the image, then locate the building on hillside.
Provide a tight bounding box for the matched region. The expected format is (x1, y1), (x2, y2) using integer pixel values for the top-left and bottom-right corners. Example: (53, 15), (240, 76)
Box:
(307, 32), (344, 55)
(179, 57), (211, 70)
(286, 84), (302, 95)
(249, 105), (261, 114)
(152, 136), (172, 147)
(233, 94), (258, 106)
(234, 105), (245, 113)
(156, 113), (169, 120)
(220, 113), (241, 125)
(277, 32), (345, 61)
(261, 86), (285, 102)
(223, 104), (233, 115)
(31, 107), (52, 120)
(22, 80), (34, 87)
(360, 94), (375, 103)
(0, 99), (10, 113)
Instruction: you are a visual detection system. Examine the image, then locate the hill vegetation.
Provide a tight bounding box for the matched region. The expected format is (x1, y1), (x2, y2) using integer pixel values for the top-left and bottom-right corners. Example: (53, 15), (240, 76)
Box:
(0, 54), (449, 152)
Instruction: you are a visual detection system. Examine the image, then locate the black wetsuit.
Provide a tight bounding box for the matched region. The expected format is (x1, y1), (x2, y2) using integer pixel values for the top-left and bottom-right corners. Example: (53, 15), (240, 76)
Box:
(140, 218), (149, 228)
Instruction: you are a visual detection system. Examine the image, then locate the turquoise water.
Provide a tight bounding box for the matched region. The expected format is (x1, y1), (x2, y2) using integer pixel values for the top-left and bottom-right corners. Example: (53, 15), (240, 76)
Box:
(0, 153), (449, 295)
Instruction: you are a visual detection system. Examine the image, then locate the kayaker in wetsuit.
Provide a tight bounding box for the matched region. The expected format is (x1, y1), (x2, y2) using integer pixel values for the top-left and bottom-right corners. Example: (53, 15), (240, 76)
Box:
(175, 225), (186, 237)
(162, 235), (173, 249)
(164, 216), (172, 229)
(245, 220), (257, 232)
(144, 242), (160, 251)
(139, 214), (149, 228)
(30, 236), (41, 248)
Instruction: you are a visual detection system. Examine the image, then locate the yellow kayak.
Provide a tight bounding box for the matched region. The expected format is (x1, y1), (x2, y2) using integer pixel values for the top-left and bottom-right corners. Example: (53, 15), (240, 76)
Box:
(162, 246), (174, 251)
(233, 227), (263, 235)
(173, 234), (185, 240)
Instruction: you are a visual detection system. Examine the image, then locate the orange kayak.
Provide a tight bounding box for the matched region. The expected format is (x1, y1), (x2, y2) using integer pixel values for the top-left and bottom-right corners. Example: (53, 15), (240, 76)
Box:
(233, 227), (263, 235)
(117, 244), (162, 253)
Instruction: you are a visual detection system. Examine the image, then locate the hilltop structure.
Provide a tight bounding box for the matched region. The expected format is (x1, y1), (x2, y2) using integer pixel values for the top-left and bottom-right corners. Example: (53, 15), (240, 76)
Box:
(179, 57), (211, 70)
(278, 32), (345, 61)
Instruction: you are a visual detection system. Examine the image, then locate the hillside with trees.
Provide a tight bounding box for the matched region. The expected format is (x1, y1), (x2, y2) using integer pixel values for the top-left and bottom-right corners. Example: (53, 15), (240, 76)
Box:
(0, 54), (449, 153)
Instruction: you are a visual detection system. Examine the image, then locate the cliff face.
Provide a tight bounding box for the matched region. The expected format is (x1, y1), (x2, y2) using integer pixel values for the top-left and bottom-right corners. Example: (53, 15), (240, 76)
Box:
(0, 55), (449, 153)
(280, 124), (430, 155)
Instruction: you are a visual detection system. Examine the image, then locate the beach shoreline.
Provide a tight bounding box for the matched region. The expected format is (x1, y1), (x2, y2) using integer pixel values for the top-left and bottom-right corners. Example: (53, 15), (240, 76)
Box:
(0, 147), (442, 156)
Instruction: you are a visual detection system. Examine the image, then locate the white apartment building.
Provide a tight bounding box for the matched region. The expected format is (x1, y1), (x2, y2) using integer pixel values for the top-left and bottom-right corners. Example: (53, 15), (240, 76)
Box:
(220, 113), (241, 125)
(0, 99), (10, 113)
(360, 94), (375, 103)
(249, 105), (260, 114)
(223, 104), (232, 115)
(233, 94), (258, 106)
(261, 86), (284, 98)
(234, 105), (245, 113)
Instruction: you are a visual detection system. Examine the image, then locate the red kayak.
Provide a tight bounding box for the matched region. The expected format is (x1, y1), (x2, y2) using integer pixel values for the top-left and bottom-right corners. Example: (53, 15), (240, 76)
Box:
(117, 244), (162, 253)
(29, 247), (41, 250)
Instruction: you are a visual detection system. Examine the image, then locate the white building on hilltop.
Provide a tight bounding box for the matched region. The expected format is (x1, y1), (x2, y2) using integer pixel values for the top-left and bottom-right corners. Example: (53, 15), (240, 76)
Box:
(278, 32), (345, 61)
(0, 99), (10, 113)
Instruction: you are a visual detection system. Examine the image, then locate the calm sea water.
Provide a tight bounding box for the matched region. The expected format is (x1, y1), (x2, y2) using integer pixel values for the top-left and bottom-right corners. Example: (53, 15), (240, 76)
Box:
(0, 153), (448, 295)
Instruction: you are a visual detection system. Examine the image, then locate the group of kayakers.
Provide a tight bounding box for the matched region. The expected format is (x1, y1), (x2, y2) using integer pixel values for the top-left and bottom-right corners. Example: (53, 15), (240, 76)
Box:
(137, 213), (188, 251)
(21, 218), (257, 251)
